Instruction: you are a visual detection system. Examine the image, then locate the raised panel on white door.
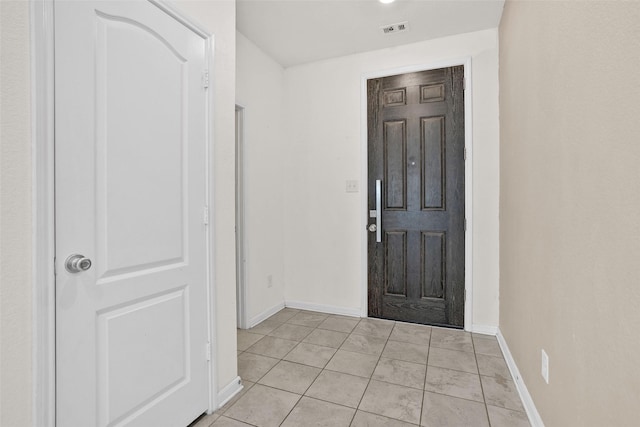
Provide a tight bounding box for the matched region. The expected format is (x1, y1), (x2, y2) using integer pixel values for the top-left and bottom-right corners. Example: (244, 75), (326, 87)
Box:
(97, 287), (189, 425)
(95, 13), (188, 281)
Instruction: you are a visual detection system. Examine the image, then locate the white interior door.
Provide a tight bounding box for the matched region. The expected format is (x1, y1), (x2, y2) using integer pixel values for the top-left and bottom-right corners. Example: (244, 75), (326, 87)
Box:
(54, 1), (210, 426)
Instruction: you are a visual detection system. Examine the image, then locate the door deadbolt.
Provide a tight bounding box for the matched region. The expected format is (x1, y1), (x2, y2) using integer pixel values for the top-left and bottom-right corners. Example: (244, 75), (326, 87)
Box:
(368, 224), (377, 232)
(65, 254), (92, 273)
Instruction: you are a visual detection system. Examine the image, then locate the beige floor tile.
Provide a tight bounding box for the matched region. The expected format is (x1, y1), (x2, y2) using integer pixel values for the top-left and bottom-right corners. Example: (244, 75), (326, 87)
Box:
(421, 391), (489, 427)
(476, 354), (511, 379)
(424, 366), (483, 402)
(245, 335), (298, 359)
(237, 330), (265, 351)
(283, 342), (337, 368)
(350, 411), (418, 427)
(430, 328), (474, 353)
(231, 309), (532, 427)
(382, 340), (429, 365)
(237, 352), (279, 382)
(258, 360), (321, 394)
(281, 396), (355, 427)
(352, 318), (395, 339)
(486, 405), (531, 427)
(210, 416), (254, 427)
(224, 384), (300, 427)
(305, 370), (369, 408)
(472, 333), (497, 342)
(325, 349), (379, 378)
(358, 380), (423, 424)
(480, 375), (524, 411)
(341, 333), (387, 356)
(217, 381), (255, 414)
(473, 338), (502, 357)
(389, 322), (431, 345)
(287, 311), (329, 328)
(317, 315), (360, 333)
(372, 358), (426, 390)
(248, 319), (283, 335)
(190, 412), (220, 427)
(303, 328), (349, 348)
(268, 309), (299, 324)
(428, 347), (478, 374)
(268, 323), (314, 341)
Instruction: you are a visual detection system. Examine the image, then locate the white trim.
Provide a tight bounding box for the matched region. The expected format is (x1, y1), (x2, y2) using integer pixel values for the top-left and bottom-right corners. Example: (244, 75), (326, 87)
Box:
(285, 300), (361, 318)
(216, 377), (243, 409)
(203, 34), (218, 415)
(359, 57), (474, 329)
(149, 0), (210, 38)
(31, 0), (56, 425)
(249, 301), (285, 328)
(470, 324), (498, 336)
(496, 329), (546, 427)
(235, 104), (249, 330)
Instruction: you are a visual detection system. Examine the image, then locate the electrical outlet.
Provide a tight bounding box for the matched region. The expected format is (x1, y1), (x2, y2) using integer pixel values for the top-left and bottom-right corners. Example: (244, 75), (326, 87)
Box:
(267, 274), (273, 288)
(346, 180), (359, 193)
(541, 349), (549, 384)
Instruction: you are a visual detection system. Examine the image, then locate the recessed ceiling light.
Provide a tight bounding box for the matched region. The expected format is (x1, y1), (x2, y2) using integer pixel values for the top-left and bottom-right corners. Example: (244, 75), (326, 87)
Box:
(379, 0), (395, 4)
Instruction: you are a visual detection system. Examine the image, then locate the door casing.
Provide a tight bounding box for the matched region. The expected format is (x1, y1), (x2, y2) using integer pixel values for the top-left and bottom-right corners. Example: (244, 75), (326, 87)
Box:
(235, 104), (249, 330)
(360, 58), (474, 331)
(31, 1), (218, 425)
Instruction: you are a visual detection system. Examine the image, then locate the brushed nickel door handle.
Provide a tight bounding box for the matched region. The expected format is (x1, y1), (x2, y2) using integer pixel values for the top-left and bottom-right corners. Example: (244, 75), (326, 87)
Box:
(375, 179), (381, 242)
(65, 254), (92, 273)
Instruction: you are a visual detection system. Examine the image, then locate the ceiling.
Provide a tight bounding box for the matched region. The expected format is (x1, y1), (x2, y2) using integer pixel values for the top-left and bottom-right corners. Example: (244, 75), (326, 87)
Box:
(236, 0), (505, 68)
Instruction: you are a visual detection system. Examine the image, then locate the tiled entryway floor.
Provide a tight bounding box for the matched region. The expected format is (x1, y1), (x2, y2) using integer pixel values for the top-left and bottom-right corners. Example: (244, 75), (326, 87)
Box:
(196, 308), (531, 427)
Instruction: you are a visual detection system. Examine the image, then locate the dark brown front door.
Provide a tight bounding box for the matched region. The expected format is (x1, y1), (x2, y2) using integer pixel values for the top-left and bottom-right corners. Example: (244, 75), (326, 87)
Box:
(367, 66), (465, 328)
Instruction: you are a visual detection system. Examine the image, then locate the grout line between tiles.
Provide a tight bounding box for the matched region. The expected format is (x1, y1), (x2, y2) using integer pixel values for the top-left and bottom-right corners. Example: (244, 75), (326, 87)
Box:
(418, 337), (429, 426)
(347, 316), (387, 426)
(240, 310), (507, 427)
(470, 330), (493, 427)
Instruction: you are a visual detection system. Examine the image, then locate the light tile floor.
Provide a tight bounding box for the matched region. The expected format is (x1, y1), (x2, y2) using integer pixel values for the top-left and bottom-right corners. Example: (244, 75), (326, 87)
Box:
(193, 308), (531, 427)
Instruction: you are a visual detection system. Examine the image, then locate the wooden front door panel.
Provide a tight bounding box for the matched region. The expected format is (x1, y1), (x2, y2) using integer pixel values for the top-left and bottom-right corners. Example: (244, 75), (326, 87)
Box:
(368, 67), (465, 327)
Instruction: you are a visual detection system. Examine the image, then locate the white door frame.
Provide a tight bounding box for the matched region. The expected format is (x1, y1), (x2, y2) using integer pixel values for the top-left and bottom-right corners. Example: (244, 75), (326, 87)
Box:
(360, 58), (474, 331)
(31, 1), (218, 425)
(235, 104), (249, 330)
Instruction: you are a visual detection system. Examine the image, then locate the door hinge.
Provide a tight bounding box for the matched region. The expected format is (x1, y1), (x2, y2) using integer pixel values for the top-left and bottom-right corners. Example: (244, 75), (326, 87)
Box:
(203, 70), (210, 89)
(463, 77), (467, 91)
(464, 218), (467, 232)
(205, 342), (211, 361)
(464, 147), (467, 161)
(203, 206), (209, 225)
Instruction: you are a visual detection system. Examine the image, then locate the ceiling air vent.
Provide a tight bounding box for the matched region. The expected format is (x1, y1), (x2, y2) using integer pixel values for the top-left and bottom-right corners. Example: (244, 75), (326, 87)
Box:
(381, 21), (409, 35)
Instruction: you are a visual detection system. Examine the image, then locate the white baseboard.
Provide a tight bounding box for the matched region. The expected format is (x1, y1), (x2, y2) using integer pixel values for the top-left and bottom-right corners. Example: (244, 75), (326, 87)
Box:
(496, 328), (545, 427)
(248, 301), (285, 328)
(217, 376), (243, 409)
(470, 324), (498, 336)
(285, 300), (361, 318)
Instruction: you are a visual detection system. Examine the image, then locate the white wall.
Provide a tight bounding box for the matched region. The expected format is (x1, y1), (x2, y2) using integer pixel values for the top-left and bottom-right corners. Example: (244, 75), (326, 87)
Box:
(236, 32), (286, 325)
(500, 1), (640, 424)
(0, 1), (33, 425)
(283, 29), (500, 328)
